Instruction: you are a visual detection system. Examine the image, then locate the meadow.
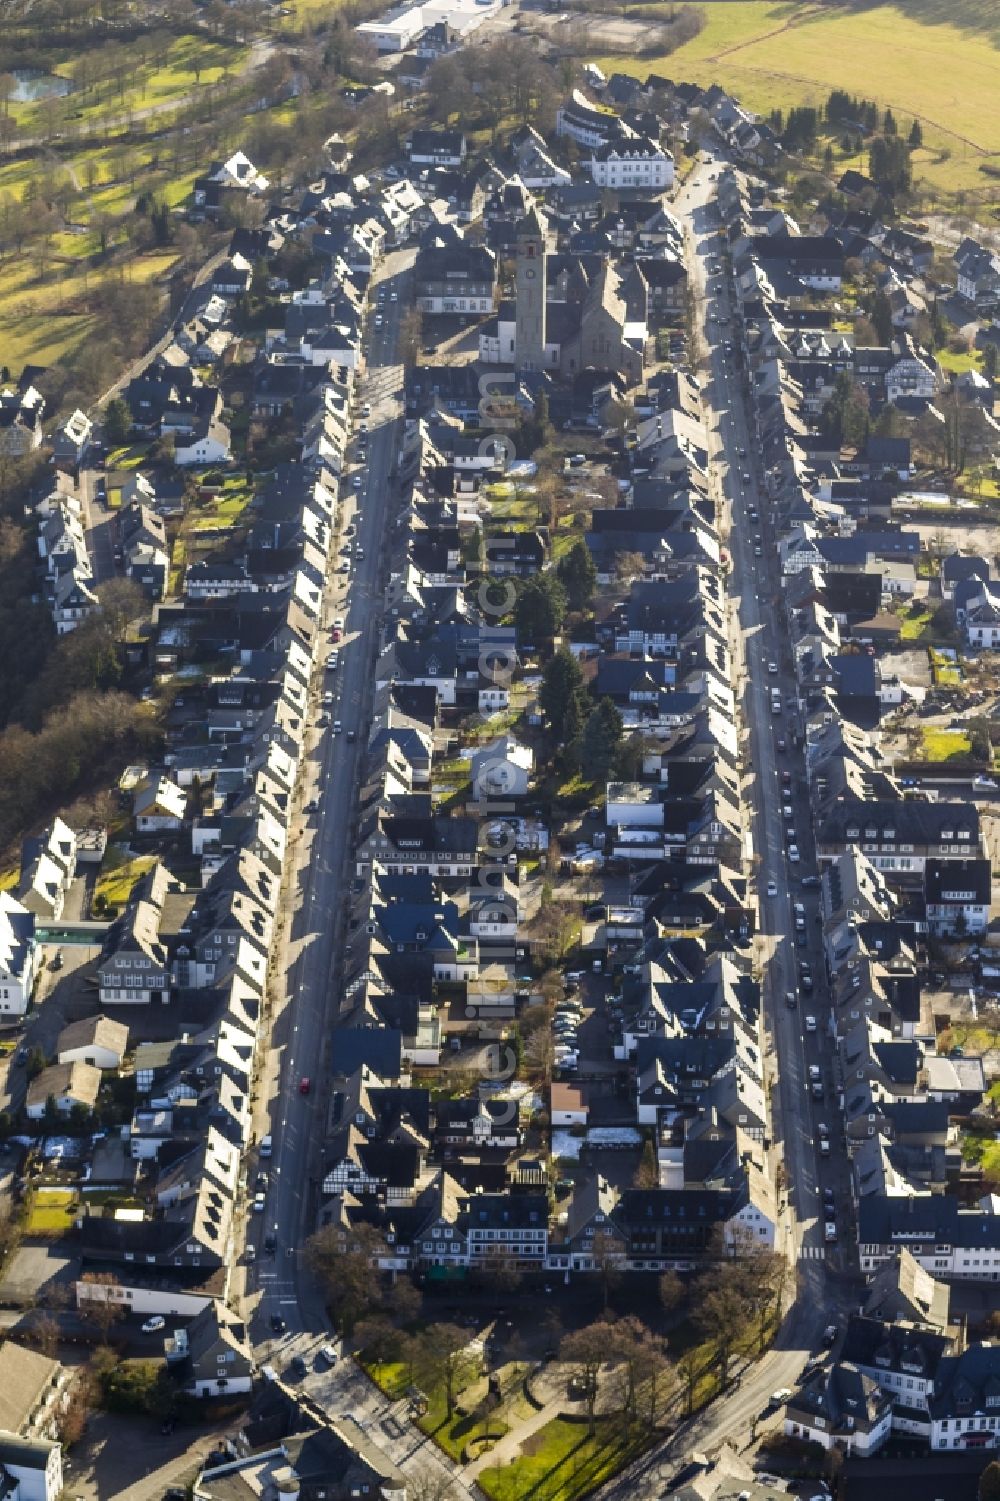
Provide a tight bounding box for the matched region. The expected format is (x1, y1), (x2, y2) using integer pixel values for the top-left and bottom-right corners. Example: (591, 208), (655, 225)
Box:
(594, 1), (1000, 198)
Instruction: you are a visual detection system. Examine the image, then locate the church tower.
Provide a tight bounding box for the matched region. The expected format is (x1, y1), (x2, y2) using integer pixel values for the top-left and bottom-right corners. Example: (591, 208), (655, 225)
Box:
(514, 204), (549, 372)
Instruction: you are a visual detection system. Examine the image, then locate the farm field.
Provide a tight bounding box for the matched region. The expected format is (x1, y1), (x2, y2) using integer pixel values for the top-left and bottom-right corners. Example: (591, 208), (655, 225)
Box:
(592, 1), (1000, 197)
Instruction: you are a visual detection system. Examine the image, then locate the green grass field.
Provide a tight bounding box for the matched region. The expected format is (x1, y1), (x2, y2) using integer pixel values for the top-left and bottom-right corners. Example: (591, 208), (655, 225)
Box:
(94, 851), (156, 910)
(921, 726), (972, 760)
(899, 604), (935, 642)
(478, 1417), (649, 1501)
(593, 1), (1000, 197)
(27, 1189), (79, 1235)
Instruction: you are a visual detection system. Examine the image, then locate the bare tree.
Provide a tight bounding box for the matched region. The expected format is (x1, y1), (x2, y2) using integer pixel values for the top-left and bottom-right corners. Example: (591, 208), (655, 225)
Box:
(80, 1271), (125, 1342)
(560, 1323), (609, 1437)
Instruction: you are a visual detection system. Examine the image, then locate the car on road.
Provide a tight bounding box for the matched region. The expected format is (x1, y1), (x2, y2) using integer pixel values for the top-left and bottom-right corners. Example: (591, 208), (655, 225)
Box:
(320, 1343), (338, 1366)
(288, 1354), (307, 1377)
(322, 692), (334, 706)
(260, 1134), (272, 1157)
(352, 475), (362, 488)
(808, 1064), (821, 1082)
(768, 661), (778, 675)
(771, 1388), (792, 1404)
(974, 775), (998, 790)
(824, 1221), (838, 1243)
(255, 1171), (269, 1189)
(299, 1077), (311, 1095)
(270, 1313), (286, 1333)
(326, 652), (339, 669)
(785, 990), (797, 1009)
(823, 1323), (838, 1346)
(783, 803), (794, 820)
(776, 736), (786, 752)
(361, 403), (371, 418)
(766, 879), (778, 897)
(253, 1192), (266, 1212)
(785, 826), (796, 845)
(754, 543), (762, 557)
(823, 1186), (835, 1207)
(801, 873), (821, 888)
(141, 1316), (166, 1334)
(333, 720), (342, 735)
(788, 844), (801, 862)
(347, 729), (356, 743)
(793, 902), (806, 929)
(805, 1015), (817, 1032)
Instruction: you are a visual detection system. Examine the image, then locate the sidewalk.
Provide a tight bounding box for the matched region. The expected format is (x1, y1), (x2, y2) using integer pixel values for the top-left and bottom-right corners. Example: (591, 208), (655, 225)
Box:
(460, 1367), (567, 1481)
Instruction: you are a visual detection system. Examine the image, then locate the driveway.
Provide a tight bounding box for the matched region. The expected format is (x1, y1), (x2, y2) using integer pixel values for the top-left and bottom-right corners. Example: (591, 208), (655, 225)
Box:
(66, 1411), (230, 1501)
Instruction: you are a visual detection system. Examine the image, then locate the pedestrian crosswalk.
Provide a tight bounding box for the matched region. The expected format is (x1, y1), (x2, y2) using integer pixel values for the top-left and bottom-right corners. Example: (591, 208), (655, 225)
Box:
(798, 1245), (826, 1261)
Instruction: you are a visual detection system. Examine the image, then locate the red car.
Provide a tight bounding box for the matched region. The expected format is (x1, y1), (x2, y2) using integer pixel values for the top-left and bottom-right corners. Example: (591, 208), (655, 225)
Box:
(299, 1077), (311, 1095)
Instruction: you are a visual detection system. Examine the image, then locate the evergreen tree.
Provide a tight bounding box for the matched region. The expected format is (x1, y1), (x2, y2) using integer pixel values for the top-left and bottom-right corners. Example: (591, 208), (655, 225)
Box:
(540, 647), (585, 734)
(883, 107), (897, 135)
(869, 288), (893, 345)
(556, 540), (597, 612)
(104, 397), (132, 446)
(514, 573), (566, 643)
(908, 119), (923, 148)
(581, 698), (624, 782)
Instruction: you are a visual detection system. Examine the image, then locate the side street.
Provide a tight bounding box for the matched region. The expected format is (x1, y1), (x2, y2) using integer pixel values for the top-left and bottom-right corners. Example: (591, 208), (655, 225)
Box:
(2, 12), (1000, 1501)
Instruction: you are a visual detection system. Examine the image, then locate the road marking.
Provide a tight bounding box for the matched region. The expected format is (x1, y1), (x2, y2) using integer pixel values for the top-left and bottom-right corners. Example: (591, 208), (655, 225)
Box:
(798, 1246), (826, 1261)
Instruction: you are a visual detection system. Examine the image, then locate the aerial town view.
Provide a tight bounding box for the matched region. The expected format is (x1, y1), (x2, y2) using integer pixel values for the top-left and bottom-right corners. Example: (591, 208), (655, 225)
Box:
(7, 0), (1000, 1499)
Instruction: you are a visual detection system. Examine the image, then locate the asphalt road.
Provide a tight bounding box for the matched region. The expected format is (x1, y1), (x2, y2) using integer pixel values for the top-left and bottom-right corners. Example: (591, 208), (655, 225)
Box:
(245, 247), (416, 1346)
(597, 157), (862, 1496)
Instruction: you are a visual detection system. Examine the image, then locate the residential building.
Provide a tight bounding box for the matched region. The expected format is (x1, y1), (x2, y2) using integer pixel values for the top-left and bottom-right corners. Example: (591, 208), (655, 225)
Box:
(0, 892), (35, 1019)
(56, 1015), (129, 1070)
(25, 1061), (102, 1119)
(587, 137), (674, 192)
(0, 1435), (63, 1501)
(924, 858), (991, 936)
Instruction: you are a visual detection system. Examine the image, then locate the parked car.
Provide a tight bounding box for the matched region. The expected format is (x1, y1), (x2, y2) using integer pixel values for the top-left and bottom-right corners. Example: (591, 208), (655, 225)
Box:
(141, 1316), (166, 1335)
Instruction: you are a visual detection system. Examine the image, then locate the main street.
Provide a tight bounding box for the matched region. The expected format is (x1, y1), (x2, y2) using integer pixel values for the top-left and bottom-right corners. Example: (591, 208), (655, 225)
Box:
(598, 156), (861, 1495)
(242, 246), (416, 1342)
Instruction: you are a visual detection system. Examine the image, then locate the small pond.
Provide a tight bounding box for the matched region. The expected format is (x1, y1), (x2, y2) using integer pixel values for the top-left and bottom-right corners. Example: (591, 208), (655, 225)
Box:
(9, 69), (75, 103)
